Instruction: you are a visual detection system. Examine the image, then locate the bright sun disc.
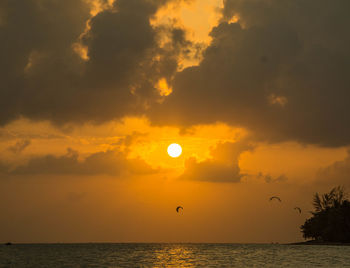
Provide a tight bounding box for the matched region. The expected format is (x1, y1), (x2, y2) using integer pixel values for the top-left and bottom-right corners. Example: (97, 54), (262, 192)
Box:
(167, 143), (182, 158)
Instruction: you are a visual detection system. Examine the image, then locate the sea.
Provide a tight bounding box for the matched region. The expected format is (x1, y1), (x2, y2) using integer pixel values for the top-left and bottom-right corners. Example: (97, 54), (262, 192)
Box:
(1, 243), (350, 267)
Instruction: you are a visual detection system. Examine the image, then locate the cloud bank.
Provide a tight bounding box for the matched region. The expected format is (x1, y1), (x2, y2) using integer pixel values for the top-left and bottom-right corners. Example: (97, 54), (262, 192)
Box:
(152, 0), (350, 147)
(0, 148), (156, 176)
(179, 141), (253, 182)
(0, 0), (191, 124)
(1, 0), (350, 148)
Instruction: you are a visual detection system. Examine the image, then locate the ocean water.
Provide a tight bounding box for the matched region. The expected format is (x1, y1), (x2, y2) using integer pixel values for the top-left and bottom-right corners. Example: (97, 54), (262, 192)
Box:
(1, 243), (350, 267)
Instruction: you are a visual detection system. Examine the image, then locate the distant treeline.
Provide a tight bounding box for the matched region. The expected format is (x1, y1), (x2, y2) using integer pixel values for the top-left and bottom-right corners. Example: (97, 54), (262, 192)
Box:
(301, 186), (350, 242)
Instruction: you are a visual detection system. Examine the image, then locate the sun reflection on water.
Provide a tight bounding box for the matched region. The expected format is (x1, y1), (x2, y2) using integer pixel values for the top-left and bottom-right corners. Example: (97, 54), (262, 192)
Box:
(153, 245), (196, 267)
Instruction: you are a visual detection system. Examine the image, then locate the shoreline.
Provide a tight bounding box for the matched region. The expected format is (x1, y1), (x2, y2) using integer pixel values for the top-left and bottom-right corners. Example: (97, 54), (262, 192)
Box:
(288, 240), (350, 246)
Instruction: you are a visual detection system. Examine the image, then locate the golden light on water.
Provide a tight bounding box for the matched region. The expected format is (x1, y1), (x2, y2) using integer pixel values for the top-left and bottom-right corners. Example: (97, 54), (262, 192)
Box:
(167, 143), (182, 158)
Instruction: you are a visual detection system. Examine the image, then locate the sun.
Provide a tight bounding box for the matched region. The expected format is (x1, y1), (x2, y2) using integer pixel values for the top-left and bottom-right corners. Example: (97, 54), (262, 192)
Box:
(167, 143), (182, 158)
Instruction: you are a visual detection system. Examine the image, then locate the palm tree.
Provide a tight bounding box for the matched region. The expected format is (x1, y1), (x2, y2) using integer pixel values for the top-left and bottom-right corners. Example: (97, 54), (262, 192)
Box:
(302, 186), (350, 242)
(312, 186), (347, 213)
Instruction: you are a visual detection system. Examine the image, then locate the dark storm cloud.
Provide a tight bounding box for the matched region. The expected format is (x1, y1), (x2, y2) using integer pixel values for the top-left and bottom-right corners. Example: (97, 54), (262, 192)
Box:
(0, 147), (157, 176)
(151, 0), (350, 147)
(0, 0), (90, 124)
(0, 0), (191, 125)
(179, 141), (253, 183)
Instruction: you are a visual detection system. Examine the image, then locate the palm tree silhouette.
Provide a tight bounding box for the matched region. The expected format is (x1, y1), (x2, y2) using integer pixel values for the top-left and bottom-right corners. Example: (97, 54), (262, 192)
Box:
(312, 186), (346, 213)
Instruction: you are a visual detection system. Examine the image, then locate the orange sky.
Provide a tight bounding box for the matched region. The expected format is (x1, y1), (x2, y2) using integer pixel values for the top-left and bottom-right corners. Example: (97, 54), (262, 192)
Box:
(0, 0), (350, 243)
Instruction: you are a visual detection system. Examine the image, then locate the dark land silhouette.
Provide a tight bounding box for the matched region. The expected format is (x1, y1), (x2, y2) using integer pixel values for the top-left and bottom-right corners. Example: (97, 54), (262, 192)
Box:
(301, 186), (350, 243)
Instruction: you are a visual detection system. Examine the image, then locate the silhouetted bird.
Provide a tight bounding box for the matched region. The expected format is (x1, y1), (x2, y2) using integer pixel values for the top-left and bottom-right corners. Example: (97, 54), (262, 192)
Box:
(176, 206), (183, 213)
(269, 196), (281, 202)
(294, 207), (302, 214)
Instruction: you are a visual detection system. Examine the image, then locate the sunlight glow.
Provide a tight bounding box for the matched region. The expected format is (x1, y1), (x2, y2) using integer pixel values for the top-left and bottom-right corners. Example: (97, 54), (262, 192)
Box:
(167, 143), (182, 158)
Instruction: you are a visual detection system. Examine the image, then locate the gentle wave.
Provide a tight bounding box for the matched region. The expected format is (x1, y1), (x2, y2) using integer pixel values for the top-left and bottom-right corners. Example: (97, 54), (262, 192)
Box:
(1, 243), (350, 267)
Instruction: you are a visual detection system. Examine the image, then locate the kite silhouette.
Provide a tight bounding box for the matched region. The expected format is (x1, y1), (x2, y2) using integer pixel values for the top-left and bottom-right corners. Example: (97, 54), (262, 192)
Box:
(176, 206), (183, 213)
(294, 207), (302, 214)
(269, 196), (281, 202)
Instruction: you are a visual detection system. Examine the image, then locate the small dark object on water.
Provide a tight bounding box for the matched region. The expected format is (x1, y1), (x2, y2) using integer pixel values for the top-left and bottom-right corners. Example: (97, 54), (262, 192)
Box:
(5, 242), (12, 246)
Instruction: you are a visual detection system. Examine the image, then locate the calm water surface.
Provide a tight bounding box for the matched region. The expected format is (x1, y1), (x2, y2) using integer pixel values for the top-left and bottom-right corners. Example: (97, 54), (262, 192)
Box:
(1, 243), (350, 267)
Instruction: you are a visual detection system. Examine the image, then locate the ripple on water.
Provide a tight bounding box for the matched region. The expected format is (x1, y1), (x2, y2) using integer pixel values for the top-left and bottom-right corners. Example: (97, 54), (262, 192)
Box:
(1, 243), (350, 267)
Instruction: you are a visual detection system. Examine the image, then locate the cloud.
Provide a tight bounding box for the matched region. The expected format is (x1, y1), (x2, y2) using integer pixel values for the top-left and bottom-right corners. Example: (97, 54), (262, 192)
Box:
(0, 0), (90, 124)
(180, 157), (241, 183)
(2, 0), (350, 148)
(150, 0), (350, 147)
(179, 140), (253, 182)
(0, 0), (192, 125)
(7, 139), (31, 154)
(0, 147), (157, 176)
(316, 149), (350, 187)
(258, 173), (288, 184)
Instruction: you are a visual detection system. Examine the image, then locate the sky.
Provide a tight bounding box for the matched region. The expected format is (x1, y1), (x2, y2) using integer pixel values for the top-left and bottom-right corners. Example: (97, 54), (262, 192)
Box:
(0, 0), (350, 243)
